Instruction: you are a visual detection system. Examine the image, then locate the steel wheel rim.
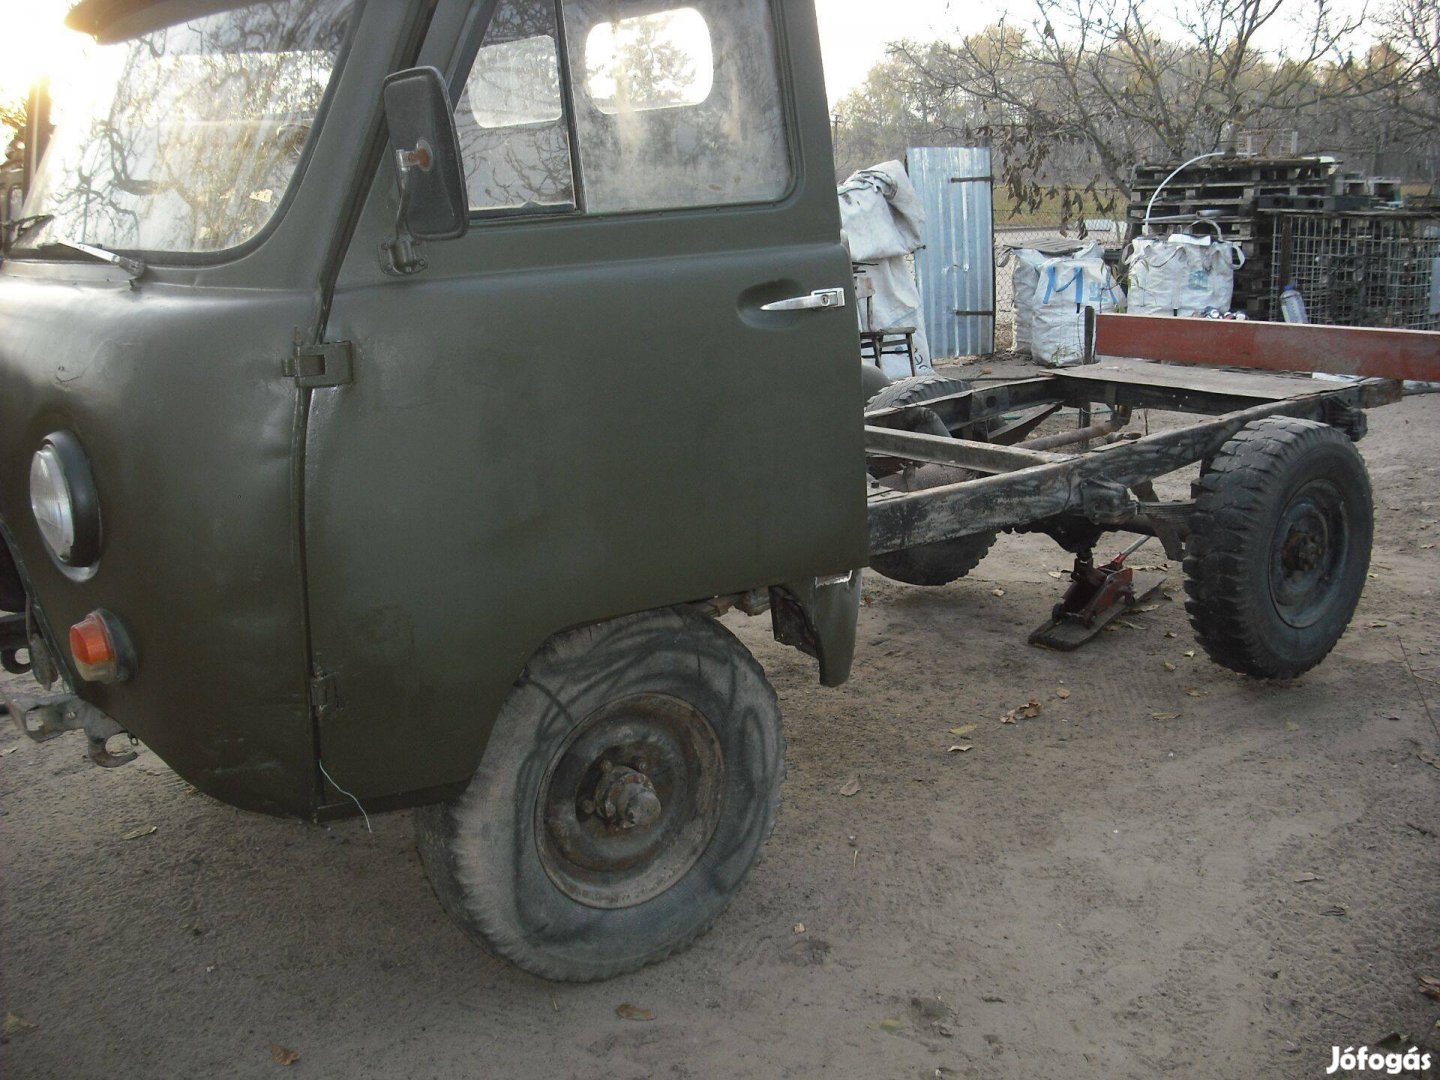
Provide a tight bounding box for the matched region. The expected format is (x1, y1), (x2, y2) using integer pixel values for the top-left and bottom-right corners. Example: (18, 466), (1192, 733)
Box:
(535, 693), (725, 909)
(1269, 479), (1349, 629)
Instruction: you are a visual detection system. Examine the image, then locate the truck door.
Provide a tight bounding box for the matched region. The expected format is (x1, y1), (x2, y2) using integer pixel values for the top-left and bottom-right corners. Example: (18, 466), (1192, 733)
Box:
(304, 0), (864, 805)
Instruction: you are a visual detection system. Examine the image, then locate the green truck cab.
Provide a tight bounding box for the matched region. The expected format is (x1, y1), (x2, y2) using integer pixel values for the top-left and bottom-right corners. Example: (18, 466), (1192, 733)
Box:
(1, 0), (867, 980)
(3, 0), (1397, 983)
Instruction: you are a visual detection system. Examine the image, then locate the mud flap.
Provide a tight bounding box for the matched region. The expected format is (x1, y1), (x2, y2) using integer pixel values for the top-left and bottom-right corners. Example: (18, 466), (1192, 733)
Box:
(769, 571), (864, 687)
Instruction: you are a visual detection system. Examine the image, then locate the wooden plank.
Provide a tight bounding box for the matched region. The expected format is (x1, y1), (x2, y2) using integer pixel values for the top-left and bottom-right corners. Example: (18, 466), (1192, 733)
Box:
(1095, 314), (1440, 383)
(863, 426), (1071, 474)
(1052, 358), (1323, 400)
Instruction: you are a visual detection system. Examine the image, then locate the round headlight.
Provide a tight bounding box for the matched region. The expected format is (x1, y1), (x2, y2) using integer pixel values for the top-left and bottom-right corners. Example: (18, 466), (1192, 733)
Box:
(29, 432), (102, 567)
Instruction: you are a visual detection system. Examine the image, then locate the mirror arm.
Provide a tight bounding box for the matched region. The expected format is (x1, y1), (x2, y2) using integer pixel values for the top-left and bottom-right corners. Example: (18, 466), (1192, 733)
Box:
(380, 164), (428, 277)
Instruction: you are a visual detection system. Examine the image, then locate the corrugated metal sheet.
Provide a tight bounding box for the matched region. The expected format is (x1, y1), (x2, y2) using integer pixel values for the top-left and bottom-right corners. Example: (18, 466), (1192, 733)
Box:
(907, 147), (995, 357)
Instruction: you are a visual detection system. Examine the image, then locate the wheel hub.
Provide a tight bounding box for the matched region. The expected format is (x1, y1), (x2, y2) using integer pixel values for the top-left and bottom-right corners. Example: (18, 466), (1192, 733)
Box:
(536, 694), (725, 910)
(1269, 481), (1348, 629)
(590, 762), (663, 830)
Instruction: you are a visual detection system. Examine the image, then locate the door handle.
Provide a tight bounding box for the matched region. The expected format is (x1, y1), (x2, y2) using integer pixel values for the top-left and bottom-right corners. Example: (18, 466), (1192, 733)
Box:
(760, 288), (848, 312)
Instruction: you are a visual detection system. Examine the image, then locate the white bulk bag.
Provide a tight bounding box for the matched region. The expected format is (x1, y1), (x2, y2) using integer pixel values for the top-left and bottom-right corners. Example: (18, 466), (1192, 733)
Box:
(1010, 240), (1103, 356)
(1031, 255), (1126, 368)
(1126, 236), (1244, 317)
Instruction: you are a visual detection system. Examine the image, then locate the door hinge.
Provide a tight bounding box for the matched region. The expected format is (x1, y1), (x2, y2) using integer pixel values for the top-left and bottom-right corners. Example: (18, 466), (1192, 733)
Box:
(286, 341), (354, 388)
(309, 670), (340, 722)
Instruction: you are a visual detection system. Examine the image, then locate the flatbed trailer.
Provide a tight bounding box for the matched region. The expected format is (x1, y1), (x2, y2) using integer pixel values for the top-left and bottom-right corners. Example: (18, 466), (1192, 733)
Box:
(859, 314), (1435, 671)
(866, 355), (1394, 556)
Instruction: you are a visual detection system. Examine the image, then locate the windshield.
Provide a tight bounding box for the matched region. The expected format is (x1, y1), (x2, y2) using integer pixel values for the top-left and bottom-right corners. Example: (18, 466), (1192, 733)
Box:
(20, 0), (354, 255)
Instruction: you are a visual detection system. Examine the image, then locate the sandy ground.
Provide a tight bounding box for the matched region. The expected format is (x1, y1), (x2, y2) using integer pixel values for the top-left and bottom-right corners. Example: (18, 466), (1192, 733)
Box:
(2, 370), (1438, 1080)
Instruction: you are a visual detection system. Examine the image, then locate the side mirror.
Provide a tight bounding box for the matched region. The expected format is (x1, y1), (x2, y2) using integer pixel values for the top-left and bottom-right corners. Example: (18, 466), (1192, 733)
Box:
(381, 67), (468, 254)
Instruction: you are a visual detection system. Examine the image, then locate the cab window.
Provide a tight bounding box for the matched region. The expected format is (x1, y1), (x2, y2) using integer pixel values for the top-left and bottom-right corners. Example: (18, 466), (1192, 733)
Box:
(455, 0), (576, 213)
(564, 0), (792, 213)
(454, 0), (792, 217)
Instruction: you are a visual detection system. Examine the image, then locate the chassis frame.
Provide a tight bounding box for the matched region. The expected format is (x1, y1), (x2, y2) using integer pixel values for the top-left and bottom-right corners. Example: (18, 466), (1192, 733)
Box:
(864, 356), (1402, 561)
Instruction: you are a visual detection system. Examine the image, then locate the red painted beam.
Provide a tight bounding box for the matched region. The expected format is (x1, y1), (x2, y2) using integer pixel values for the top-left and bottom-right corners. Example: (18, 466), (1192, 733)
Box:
(1096, 314), (1440, 383)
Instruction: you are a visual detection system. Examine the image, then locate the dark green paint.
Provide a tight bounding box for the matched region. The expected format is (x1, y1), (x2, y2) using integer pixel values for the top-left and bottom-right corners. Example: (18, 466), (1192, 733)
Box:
(0, 0), (866, 816)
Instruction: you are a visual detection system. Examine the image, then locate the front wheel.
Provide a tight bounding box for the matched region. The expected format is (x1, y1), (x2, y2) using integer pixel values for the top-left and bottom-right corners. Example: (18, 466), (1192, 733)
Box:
(415, 607), (784, 982)
(1183, 416), (1373, 678)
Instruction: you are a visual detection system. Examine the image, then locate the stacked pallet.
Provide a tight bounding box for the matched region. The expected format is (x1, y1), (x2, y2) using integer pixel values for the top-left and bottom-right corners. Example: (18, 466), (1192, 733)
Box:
(1127, 157), (1341, 319)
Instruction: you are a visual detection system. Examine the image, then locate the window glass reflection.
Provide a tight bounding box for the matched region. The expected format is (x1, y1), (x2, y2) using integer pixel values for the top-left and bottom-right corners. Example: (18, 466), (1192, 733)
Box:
(456, 0), (576, 212)
(23, 0), (354, 254)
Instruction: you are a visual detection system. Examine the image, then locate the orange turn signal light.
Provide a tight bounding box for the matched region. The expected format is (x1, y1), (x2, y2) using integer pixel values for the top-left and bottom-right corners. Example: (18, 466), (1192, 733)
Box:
(68, 610), (132, 684)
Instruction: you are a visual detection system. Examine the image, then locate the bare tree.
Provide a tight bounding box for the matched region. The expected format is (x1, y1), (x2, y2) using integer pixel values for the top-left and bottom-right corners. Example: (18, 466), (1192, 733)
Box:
(887, 0), (1369, 196)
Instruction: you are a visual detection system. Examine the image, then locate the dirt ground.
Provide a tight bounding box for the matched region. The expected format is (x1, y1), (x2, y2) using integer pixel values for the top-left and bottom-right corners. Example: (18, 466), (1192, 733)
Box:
(2, 367), (1438, 1080)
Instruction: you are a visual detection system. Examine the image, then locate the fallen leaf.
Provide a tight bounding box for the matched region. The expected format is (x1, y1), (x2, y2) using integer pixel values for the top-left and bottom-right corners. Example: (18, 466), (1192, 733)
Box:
(1319, 905), (1348, 917)
(947, 744), (974, 753)
(1183, 650), (1195, 658)
(1164, 631), (1178, 639)
(793, 923), (806, 934)
(949, 724), (977, 737)
(2, 1014), (35, 1038)
(1164, 661), (1177, 672)
(1185, 688), (1202, 697)
(0, 747), (16, 757)
(1417, 974), (1440, 1001)
(1118, 620), (1143, 630)
(1284, 720), (1301, 732)
(1000, 698), (1043, 723)
(839, 777), (861, 797)
(991, 588), (1006, 598)
(1134, 604), (1160, 613)
(122, 826), (157, 840)
(979, 367), (993, 375)
(269, 1044), (300, 1067)
(1056, 688), (1070, 699)
(1367, 621), (1390, 629)
(878, 1017), (908, 1033)
(616, 1004), (655, 1022)
(1418, 752), (1440, 772)
(1151, 712), (1181, 721)
(1293, 873), (1321, 883)
(1048, 570), (1065, 579)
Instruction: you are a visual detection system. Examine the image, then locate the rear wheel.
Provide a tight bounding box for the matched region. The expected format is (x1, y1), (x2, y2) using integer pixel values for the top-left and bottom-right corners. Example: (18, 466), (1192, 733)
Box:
(869, 464), (997, 586)
(415, 607), (784, 982)
(1184, 417), (1372, 678)
(865, 376), (997, 585)
(865, 374), (990, 440)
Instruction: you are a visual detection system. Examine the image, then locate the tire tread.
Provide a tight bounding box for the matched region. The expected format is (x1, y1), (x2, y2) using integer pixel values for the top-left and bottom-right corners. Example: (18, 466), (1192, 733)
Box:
(415, 608), (785, 982)
(1183, 416), (1371, 678)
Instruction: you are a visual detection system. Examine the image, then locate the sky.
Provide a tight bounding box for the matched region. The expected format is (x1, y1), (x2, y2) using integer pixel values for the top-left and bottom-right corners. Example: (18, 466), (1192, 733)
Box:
(2, 0), (1375, 106)
(1, 0), (983, 103)
(815, 0), (987, 103)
